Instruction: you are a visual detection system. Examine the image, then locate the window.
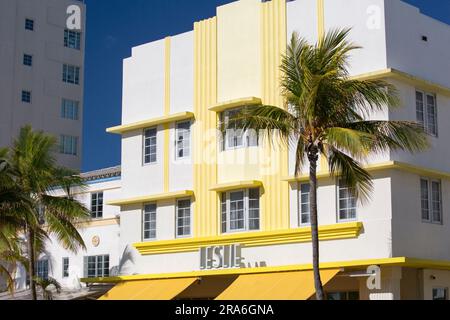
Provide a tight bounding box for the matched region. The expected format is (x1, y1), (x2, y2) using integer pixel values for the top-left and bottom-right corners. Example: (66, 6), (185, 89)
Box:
(220, 108), (258, 151)
(62, 258), (69, 278)
(59, 135), (78, 156)
(176, 199), (191, 237)
(91, 192), (103, 219)
(421, 178), (442, 224)
(176, 121), (191, 159)
(143, 128), (157, 164)
(23, 54), (33, 66)
(432, 288), (448, 300)
(21, 90), (31, 103)
(62, 64), (80, 85)
(64, 29), (81, 50)
(299, 183), (311, 225)
(143, 204), (157, 240)
(84, 255), (109, 278)
(25, 19), (34, 31)
(61, 99), (79, 120)
(327, 292), (359, 300)
(221, 188), (260, 233)
(416, 91), (438, 136)
(36, 260), (49, 280)
(338, 180), (357, 222)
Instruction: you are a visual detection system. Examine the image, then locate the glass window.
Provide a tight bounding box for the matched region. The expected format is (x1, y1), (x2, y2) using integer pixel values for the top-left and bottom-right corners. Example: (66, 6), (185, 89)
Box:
(61, 99), (79, 120)
(327, 291), (359, 300)
(23, 54), (33, 66)
(36, 260), (49, 280)
(176, 121), (191, 159)
(62, 64), (80, 85)
(64, 29), (81, 50)
(220, 108), (258, 151)
(176, 199), (191, 237)
(84, 255), (109, 278)
(299, 183), (311, 225)
(62, 257), (69, 278)
(91, 192), (103, 219)
(143, 128), (157, 164)
(433, 288), (448, 300)
(416, 91), (438, 136)
(143, 204), (157, 240)
(338, 180), (357, 222)
(59, 135), (78, 156)
(21, 90), (31, 103)
(25, 19), (34, 31)
(421, 178), (442, 224)
(221, 188), (260, 233)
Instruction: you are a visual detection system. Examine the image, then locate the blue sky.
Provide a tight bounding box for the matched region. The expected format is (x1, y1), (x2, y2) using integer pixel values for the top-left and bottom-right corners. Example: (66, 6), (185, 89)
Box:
(81, 0), (450, 172)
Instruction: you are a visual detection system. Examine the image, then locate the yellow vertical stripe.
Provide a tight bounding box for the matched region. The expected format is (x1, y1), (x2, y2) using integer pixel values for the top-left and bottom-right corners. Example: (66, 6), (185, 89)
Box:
(164, 37), (171, 192)
(317, 0), (325, 41)
(261, 0), (289, 231)
(193, 18), (218, 237)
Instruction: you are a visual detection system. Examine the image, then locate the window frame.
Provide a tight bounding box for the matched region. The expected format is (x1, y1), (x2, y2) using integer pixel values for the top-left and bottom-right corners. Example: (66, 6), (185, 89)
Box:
(64, 29), (82, 50)
(62, 257), (69, 278)
(143, 127), (158, 165)
(143, 203), (157, 241)
(220, 107), (259, 151)
(84, 255), (109, 278)
(62, 64), (81, 85)
(59, 135), (78, 156)
(23, 54), (33, 67)
(90, 192), (104, 219)
(432, 287), (448, 300)
(36, 259), (49, 280)
(221, 188), (260, 234)
(21, 90), (32, 103)
(25, 18), (34, 31)
(175, 198), (192, 238)
(61, 99), (80, 120)
(416, 90), (438, 137)
(420, 177), (443, 225)
(298, 183), (311, 226)
(337, 179), (358, 223)
(175, 120), (191, 161)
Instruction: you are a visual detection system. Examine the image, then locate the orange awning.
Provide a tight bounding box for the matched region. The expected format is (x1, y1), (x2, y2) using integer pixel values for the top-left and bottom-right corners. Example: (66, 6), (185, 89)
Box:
(99, 277), (197, 300)
(215, 269), (340, 300)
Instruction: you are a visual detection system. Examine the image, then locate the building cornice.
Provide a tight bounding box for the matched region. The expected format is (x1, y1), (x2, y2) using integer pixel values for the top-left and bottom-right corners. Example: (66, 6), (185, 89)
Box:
(107, 190), (194, 206)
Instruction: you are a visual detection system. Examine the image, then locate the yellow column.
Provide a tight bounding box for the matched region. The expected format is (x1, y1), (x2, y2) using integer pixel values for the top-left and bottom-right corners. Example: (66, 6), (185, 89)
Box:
(260, 0), (289, 231)
(193, 18), (218, 237)
(317, 0), (325, 40)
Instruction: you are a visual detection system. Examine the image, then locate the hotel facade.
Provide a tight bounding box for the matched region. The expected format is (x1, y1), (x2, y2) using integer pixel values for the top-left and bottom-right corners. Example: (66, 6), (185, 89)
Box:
(11, 0), (450, 300)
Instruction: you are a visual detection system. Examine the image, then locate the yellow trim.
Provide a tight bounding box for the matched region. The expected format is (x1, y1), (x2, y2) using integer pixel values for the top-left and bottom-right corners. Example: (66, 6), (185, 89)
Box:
(317, 0), (325, 40)
(107, 190), (194, 206)
(260, 0), (289, 232)
(133, 222), (362, 255)
(81, 257), (450, 284)
(352, 68), (450, 97)
(209, 180), (263, 192)
(106, 112), (195, 135)
(283, 161), (450, 182)
(77, 217), (119, 228)
(208, 97), (262, 113)
(193, 17), (218, 238)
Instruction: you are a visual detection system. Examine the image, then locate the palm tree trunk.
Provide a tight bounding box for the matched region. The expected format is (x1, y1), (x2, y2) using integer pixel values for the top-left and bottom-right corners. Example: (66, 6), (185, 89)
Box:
(309, 150), (325, 300)
(27, 226), (37, 300)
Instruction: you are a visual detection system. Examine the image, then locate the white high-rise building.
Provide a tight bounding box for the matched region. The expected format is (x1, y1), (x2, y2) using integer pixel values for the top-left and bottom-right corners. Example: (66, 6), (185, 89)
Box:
(0, 0), (86, 170)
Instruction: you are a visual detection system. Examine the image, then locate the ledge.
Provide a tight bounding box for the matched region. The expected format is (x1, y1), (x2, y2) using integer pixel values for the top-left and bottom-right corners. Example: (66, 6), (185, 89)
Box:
(209, 180), (263, 192)
(76, 217), (120, 228)
(107, 190), (194, 206)
(351, 68), (450, 97)
(106, 112), (195, 135)
(133, 222), (363, 256)
(80, 257), (450, 284)
(283, 161), (450, 182)
(208, 97), (262, 113)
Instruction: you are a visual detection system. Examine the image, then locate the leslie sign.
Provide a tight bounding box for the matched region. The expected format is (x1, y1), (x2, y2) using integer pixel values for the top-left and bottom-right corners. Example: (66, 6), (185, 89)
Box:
(200, 244), (243, 270)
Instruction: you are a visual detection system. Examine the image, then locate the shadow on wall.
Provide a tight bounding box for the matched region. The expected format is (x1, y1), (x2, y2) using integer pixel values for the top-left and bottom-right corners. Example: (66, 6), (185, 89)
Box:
(118, 246), (136, 276)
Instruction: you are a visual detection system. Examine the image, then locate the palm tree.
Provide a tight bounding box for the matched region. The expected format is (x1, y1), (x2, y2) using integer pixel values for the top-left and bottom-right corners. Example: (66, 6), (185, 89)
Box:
(234, 29), (428, 300)
(3, 126), (91, 300)
(35, 277), (62, 300)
